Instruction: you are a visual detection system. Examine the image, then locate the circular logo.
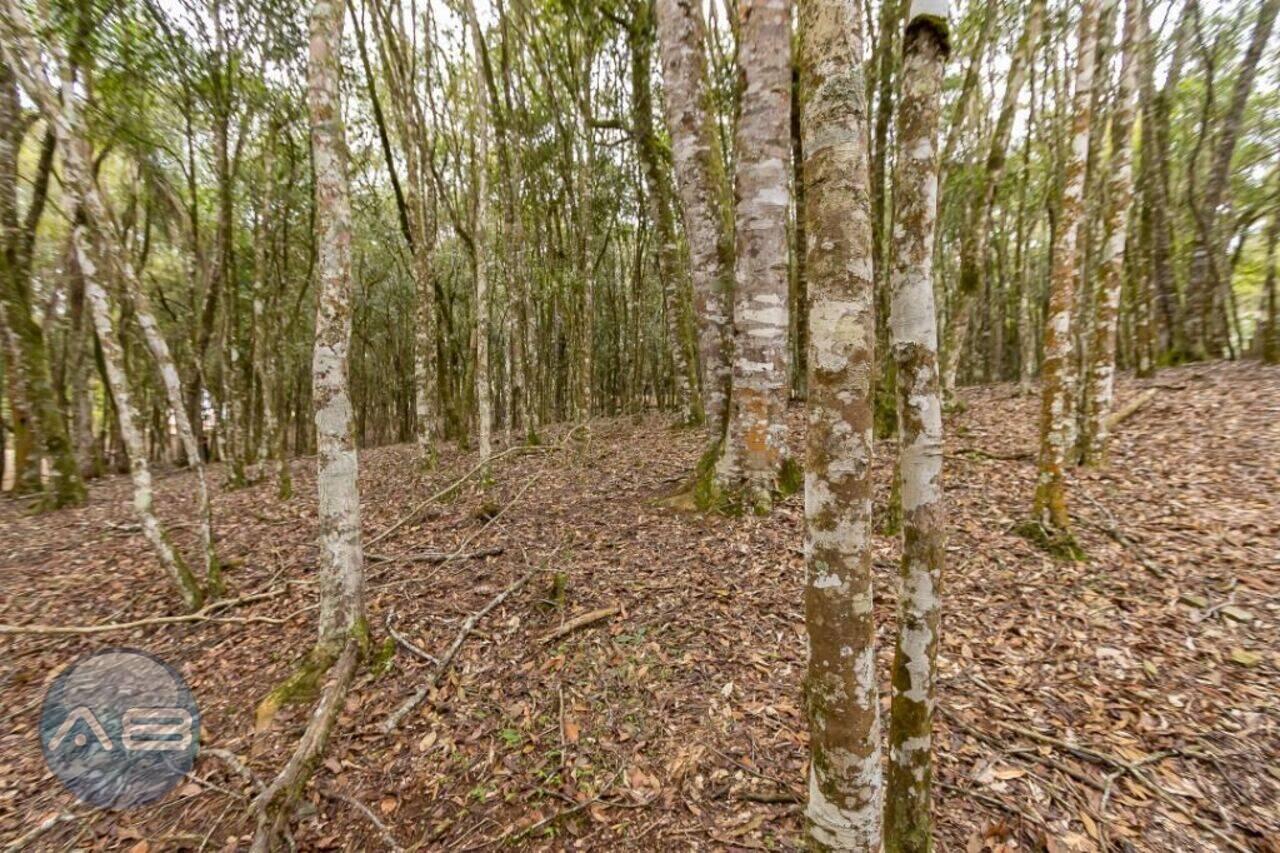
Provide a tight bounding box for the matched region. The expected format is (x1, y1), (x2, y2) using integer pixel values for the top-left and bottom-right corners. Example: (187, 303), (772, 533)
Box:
(40, 648), (200, 809)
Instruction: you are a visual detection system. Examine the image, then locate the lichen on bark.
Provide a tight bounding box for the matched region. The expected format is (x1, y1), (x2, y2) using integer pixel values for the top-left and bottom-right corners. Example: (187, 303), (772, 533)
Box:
(883, 7), (949, 851)
(797, 0), (883, 847)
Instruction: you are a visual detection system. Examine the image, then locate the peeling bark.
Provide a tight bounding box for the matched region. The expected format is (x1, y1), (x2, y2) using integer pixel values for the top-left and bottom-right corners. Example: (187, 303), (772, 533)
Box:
(797, 0), (882, 847)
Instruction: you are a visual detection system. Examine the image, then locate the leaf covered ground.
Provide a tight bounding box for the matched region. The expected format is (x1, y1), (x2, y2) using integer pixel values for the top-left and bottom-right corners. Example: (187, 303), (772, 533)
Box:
(1, 361), (1277, 851)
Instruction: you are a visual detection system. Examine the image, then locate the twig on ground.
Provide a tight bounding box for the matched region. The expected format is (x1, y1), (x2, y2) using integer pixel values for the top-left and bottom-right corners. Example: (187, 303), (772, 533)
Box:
(384, 609), (438, 664)
(368, 546), (503, 566)
(203, 747), (264, 793)
(3, 812), (80, 852)
(540, 605), (620, 643)
(949, 446), (1035, 462)
(322, 788), (405, 852)
(461, 769), (624, 850)
(991, 720), (1248, 852)
(1079, 494), (1169, 578)
(380, 563), (541, 733)
(368, 423), (588, 548)
(939, 782), (1046, 828)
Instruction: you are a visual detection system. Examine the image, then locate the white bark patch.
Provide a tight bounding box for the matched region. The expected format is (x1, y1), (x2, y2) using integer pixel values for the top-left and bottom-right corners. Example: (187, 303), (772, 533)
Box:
(806, 762), (882, 851)
(900, 621), (935, 703)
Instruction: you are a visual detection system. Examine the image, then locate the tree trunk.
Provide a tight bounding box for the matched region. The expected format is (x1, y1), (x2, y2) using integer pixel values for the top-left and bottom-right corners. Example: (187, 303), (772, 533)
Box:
(884, 6), (948, 849)
(797, 0), (882, 847)
(716, 0), (792, 512)
(307, 0), (366, 650)
(1081, 0), (1141, 467)
(463, 0), (494, 462)
(654, 0), (735, 441)
(1033, 0), (1102, 536)
(0, 59), (85, 508)
(1186, 0), (1280, 357)
(941, 0), (1044, 395)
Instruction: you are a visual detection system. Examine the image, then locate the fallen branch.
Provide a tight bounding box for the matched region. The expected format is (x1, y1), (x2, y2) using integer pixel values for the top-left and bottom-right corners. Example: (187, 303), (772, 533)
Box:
(384, 610), (438, 664)
(380, 565), (540, 733)
(540, 606), (620, 643)
(0, 586), (289, 636)
(368, 546), (504, 565)
(1105, 387), (1159, 430)
(251, 640), (359, 853)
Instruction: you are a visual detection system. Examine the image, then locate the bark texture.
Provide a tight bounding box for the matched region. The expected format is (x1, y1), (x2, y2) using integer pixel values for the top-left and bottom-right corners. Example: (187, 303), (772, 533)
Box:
(797, 0), (882, 847)
(717, 0), (792, 511)
(884, 6), (948, 850)
(655, 0), (735, 440)
(1033, 0), (1101, 534)
(1081, 0), (1141, 467)
(308, 0), (366, 649)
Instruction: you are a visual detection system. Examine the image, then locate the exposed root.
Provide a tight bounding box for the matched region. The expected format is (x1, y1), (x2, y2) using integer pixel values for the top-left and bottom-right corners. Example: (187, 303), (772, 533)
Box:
(255, 644), (340, 733)
(1014, 519), (1086, 561)
(251, 639), (359, 853)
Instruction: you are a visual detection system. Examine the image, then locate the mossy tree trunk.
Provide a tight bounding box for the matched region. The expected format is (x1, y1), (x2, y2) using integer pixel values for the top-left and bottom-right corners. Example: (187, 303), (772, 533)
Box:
(797, 0), (882, 846)
(884, 4), (949, 850)
(630, 0), (702, 427)
(1032, 0), (1102, 536)
(1185, 0), (1280, 358)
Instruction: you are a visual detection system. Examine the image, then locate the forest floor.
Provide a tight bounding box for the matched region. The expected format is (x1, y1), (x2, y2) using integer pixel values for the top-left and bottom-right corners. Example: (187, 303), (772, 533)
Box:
(1, 361), (1277, 852)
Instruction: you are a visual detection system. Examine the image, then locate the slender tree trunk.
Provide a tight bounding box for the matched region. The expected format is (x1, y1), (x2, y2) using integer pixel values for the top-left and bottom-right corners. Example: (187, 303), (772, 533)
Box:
(655, 0), (735, 442)
(464, 0), (494, 461)
(1081, 0), (1141, 466)
(716, 0), (792, 512)
(798, 0), (882, 847)
(884, 6), (948, 849)
(941, 0), (1043, 395)
(1033, 0), (1102, 537)
(307, 0), (365, 650)
(76, 227), (204, 608)
(630, 0), (701, 427)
